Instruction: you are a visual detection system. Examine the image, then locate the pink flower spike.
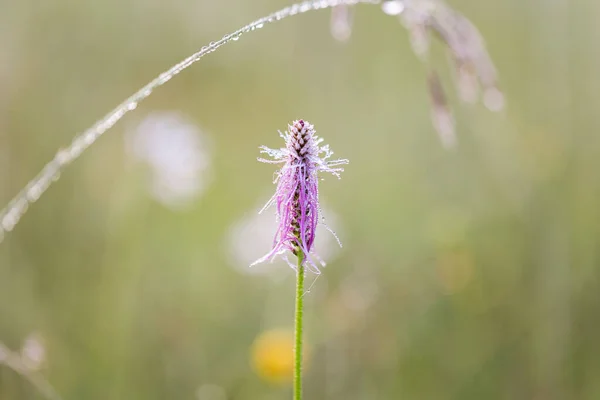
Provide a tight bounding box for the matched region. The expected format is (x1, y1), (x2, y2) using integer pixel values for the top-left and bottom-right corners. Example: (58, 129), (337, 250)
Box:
(251, 120), (348, 274)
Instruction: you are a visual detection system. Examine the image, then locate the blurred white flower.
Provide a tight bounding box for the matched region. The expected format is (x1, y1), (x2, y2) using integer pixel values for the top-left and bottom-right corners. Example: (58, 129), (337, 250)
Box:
(227, 201), (344, 276)
(126, 111), (212, 209)
(20, 333), (45, 370)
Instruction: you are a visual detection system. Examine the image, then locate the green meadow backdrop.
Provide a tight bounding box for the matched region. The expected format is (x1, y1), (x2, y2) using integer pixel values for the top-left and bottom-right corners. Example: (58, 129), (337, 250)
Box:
(1, 1), (599, 399)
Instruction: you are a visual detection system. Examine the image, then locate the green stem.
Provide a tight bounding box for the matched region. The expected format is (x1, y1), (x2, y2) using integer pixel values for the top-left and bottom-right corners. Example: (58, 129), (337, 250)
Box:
(293, 250), (305, 400)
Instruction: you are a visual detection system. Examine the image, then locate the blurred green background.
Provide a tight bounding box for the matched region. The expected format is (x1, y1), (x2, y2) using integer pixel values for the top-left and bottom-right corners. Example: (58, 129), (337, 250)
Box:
(1, 0), (599, 399)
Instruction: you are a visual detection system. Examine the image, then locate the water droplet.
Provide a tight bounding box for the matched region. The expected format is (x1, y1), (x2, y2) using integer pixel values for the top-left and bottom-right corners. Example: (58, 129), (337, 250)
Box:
(382, 1), (405, 16)
(158, 73), (172, 84)
(2, 214), (17, 231)
(55, 149), (70, 165)
(83, 134), (96, 146)
(26, 186), (43, 202)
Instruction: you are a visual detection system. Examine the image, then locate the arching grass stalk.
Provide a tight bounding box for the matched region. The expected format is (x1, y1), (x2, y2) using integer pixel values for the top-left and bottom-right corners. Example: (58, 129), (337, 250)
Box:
(0, 0), (379, 244)
(0, 0), (503, 244)
(294, 250), (305, 400)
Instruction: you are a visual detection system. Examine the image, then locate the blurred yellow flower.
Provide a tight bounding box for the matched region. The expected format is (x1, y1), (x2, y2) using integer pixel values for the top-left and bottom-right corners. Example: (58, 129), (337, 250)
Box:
(251, 329), (309, 384)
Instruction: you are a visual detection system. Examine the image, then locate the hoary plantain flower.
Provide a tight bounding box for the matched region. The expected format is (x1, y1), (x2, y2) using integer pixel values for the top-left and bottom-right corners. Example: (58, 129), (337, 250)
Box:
(251, 120), (348, 274)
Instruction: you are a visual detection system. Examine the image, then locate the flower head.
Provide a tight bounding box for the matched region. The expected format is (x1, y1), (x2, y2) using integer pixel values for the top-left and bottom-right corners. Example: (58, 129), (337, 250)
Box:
(251, 120), (348, 273)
